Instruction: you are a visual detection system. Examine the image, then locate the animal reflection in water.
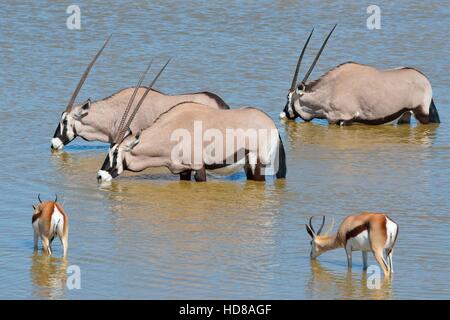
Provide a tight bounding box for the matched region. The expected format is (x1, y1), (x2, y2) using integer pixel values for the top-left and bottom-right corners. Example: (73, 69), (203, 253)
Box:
(30, 252), (68, 299)
(308, 260), (393, 299)
(306, 213), (398, 276)
(281, 26), (440, 125)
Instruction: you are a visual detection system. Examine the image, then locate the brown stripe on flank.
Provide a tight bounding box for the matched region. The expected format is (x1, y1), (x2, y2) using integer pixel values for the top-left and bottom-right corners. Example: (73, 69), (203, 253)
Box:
(345, 223), (369, 241)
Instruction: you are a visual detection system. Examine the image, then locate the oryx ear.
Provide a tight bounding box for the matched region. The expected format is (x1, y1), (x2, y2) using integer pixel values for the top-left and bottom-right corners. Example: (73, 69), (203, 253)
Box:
(306, 224), (315, 238)
(296, 83), (306, 96)
(81, 99), (91, 110)
(125, 131), (141, 152)
(32, 205), (36, 210)
(74, 99), (91, 119)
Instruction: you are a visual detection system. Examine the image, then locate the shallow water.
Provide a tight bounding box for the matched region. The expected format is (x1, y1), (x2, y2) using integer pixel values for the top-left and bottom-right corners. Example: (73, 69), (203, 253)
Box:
(0, 1), (449, 299)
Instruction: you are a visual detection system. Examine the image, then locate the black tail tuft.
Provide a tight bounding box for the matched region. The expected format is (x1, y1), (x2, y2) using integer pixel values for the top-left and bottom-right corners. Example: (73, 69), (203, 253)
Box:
(276, 135), (287, 179)
(429, 98), (440, 123)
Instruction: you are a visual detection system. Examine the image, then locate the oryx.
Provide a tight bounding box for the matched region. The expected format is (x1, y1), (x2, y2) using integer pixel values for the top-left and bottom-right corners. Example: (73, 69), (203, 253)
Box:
(281, 25), (440, 125)
(97, 64), (287, 183)
(51, 37), (229, 150)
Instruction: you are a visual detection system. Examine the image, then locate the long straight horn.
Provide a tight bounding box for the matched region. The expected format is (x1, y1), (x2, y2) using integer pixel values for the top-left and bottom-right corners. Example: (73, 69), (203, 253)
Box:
(54, 194), (58, 203)
(118, 58), (171, 145)
(301, 24), (337, 85)
(38, 194), (42, 203)
(114, 59), (154, 143)
(65, 35), (112, 112)
(290, 27), (314, 90)
(316, 215), (326, 235)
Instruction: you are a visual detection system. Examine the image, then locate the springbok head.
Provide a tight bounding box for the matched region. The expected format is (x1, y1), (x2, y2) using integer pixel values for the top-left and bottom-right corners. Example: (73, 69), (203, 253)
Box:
(97, 59), (171, 183)
(305, 215), (334, 258)
(281, 25), (336, 121)
(32, 194), (58, 211)
(51, 36), (111, 150)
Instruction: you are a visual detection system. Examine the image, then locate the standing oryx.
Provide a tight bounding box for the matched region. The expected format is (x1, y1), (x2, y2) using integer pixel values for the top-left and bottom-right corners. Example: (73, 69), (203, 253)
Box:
(281, 25), (440, 125)
(51, 37), (229, 150)
(305, 213), (399, 276)
(97, 63), (286, 183)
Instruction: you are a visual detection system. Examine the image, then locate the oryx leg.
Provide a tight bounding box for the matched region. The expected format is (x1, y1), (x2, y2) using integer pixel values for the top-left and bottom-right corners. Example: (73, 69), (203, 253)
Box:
(397, 111), (412, 124)
(194, 166), (207, 182)
(345, 244), (352, 268)
(414, 99), (440, 124)
(362, 251), (368, 270)
(179, 170), (192, 181)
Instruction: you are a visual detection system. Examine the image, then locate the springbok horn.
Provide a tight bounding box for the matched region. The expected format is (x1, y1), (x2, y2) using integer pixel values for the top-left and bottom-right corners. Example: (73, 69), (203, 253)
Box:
(316, 215), (326, 235)
(308, 216), (316, 235)
(38, 194), (42, 203)
(65, 35), (112, 112)
(114, 59), (154, 143)
(290, 27), (314, 90)
(301, 24), (337, 85)
(323, 216), (335, 235)
(117, 58), (171, 145)
(54, 194), (58, 203)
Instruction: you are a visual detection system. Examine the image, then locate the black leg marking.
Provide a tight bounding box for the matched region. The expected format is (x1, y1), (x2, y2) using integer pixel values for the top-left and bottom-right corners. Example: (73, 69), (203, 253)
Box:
(194, 166), (207, 182)
(180, 171), (192, 181)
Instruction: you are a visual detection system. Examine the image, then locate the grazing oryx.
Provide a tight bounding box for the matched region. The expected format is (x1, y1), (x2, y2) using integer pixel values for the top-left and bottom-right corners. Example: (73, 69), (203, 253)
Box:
(305, 213), (398, 276)
(97, 63), (286, 183)
(51, 37), (229, 150)
(32, 194), (69, 257)
(281, 25), (440, 125)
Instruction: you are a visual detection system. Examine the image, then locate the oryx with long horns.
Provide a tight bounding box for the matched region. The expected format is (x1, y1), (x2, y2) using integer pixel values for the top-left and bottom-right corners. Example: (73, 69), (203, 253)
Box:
(97, 63), (286, 183)
(51, 36), (229, 150)
(281, 25), (440, 125)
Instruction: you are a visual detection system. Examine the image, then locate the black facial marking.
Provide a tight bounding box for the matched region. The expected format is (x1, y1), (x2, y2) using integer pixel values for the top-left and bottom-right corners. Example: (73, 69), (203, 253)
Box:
(52, 115), (72, 145)
(100, 148), (119, 178)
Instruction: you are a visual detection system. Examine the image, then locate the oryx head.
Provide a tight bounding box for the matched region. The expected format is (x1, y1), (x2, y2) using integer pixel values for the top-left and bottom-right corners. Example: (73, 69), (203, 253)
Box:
(97, 59), (171, 183)
(305, 215), (334, 259)
(97, 132), (141, 182)
(51, 36), (111, 150)
(281, 25), (336, 121)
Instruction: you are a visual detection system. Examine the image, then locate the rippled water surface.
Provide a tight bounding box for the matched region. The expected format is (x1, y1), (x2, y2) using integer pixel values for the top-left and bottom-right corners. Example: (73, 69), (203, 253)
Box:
(0, 1), (449, 299)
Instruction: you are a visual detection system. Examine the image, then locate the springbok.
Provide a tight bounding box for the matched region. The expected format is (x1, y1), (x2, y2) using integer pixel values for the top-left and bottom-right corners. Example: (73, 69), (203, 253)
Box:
(305, 213), (398, 276)
(97, 62), (287, 183)
(32, 194), (68, 257)
(281, 25), (440, 125)
(51, 37), (229, 150)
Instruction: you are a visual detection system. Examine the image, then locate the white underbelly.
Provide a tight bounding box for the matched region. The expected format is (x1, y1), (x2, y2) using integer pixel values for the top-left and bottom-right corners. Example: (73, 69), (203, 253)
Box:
(347, 230), (371, 251)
